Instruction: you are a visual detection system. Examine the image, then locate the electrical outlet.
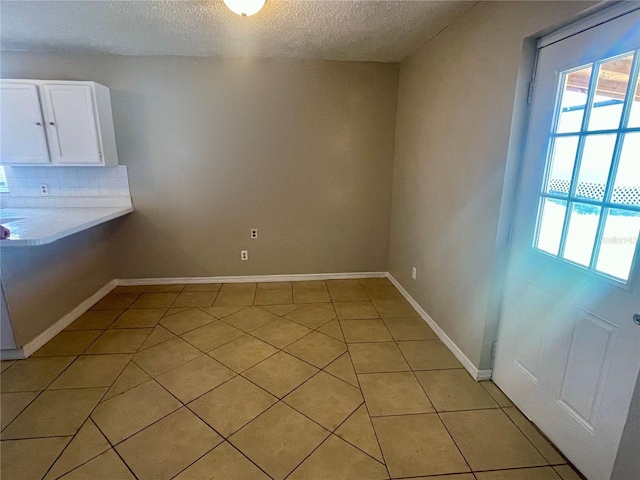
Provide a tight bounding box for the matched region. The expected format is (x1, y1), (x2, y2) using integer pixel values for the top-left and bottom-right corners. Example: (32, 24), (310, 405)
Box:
(411, 267), (417, 280)
(241, 250), (248, 261)
(39, 183), (49, 196)
(250, 229), (258, 239)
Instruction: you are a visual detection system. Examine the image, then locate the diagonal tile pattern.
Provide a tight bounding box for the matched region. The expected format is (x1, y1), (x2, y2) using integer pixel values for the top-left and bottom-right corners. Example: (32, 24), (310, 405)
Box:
(43, 419), (110, 480)
(229, 402), (329, 480)
(90, 380), (181, 444)
(242, 351), (318, 398)
(334, 404), (384, 462)
(285, 304), (336, 329)
(115, 407), (222, 479)
(59, 448), (135, 479)
(288, 434), (388, 480)
(251, 318), (312, 348)
(284, 330), (347, 368)
(284, 371), (363, 430)
(110, 308), (166, 329)
(159, 307), (216, 335)
(222, 306), (279, 332)
(180, 319), (244, 352)
(132, 337), (201, 377)
(188, 375), (277, 437)
(209, 334), (278, 372)
(2, 388), (106, 439)
(1, 437), (72, 480)
(0, 279), (581, 480)
(174, 442), (270, 479)
(155, 355), (235, 403)
(48, 354), (131, 390)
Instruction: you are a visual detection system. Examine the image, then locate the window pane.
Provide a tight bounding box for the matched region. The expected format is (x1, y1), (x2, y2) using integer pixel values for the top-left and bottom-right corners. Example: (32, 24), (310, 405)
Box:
(612, 133), (640, 206)
(557, 66), (592, 134)
(575, 134), (616, 201)
(545, 136), (578, 196)
(596, 209), (640, 281)
(536, 198), (567, 255)
(628, 73), (640, 128)
(563, 203), (601, 266)
(588, 54), (634, 131)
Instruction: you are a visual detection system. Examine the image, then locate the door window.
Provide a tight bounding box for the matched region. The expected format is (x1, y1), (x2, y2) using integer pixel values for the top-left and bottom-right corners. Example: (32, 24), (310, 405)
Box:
(534, 50), (640, 282)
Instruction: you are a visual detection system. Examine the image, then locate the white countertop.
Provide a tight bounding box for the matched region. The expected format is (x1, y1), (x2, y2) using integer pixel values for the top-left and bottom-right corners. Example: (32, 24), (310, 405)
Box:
(0, 207), (134, 247)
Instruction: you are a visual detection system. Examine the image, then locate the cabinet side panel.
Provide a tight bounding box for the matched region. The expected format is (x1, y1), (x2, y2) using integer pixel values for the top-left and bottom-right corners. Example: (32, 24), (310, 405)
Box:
(93, 83), (119, 166)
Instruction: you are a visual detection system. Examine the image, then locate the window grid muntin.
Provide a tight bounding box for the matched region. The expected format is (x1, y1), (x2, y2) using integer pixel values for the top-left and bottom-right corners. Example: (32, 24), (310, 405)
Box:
(557, 61), (599, 259)
(534, 49), (640, 283)
(591, 54), (640, 268)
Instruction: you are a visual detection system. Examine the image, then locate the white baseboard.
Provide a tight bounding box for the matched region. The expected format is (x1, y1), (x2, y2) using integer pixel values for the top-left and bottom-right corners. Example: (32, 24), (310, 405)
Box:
(0, 280), (117, 360)
(0, 347), (26, 361)
(475, 369), (493, 381)
(386, 274), (492, 382)
(117, 272), (388, 286)
(1, 271), (492, 382)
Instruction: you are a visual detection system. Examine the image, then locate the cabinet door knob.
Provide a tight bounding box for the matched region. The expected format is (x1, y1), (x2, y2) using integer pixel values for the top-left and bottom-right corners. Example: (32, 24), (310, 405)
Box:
(49, 122), (54, 126)
(35, 122), (41, 126)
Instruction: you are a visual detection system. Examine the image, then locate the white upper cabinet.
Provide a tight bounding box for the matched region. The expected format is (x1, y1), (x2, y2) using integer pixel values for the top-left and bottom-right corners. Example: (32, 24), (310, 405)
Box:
(0, 83), (49, 164)
(42, 84), (102, 164)
(0, 80), (118, 166)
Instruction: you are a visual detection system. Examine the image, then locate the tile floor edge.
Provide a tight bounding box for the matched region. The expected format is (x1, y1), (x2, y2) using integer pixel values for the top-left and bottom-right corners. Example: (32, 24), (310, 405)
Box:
(386, 274), (492, 382)
(1, 279), (119, 360)
(1, 271), (491, 387)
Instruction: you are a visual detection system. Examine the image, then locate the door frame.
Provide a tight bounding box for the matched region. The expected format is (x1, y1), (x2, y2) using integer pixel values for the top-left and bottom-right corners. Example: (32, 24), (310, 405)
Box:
(490, 2), (640, 476)
(489, 0), (640, 374)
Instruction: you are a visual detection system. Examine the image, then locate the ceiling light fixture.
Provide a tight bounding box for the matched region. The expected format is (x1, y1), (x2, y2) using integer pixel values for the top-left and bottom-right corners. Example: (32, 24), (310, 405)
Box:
(223, 0), (266, 17)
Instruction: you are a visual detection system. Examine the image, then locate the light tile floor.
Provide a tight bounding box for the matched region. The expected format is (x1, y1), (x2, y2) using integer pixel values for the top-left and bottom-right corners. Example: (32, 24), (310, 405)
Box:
(0, 278), (585, 480)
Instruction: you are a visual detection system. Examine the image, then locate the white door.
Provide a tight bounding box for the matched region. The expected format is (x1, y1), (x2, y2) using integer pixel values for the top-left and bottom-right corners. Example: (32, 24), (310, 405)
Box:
(0, 83), (49, 164)
(42, 84), (102, 164)
(494, 8), (640, 480)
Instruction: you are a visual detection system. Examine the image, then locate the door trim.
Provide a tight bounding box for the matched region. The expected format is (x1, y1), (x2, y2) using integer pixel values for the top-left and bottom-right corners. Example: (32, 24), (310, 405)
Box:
(538, 1), (640, 48)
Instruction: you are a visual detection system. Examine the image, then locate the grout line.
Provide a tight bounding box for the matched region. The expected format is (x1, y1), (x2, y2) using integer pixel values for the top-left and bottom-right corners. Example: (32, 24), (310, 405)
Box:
(393, 328), (475, 476)
(281, 431), (333, 480)
(168, 439), (275, 480)
(500, 403), (567, 466)
(40, 418), (114, 480)
(333, 285), (393, 479)
(41, 373), (140, 479)
(0, 352), (88, 434)
(92, 418), (140, 479)
(4, 279), (585, 480)
(97, 377), (183, 446)
(328, 402), (387, 465)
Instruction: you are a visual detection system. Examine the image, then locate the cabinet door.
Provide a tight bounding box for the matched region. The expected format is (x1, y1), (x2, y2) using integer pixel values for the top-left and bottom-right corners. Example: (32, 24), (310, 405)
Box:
(0, 83), (49, 164)
(42, 84), (102, 164)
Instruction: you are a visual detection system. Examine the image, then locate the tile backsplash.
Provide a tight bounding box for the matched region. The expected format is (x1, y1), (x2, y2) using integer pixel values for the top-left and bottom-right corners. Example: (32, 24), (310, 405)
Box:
(0, 166), (132, 208)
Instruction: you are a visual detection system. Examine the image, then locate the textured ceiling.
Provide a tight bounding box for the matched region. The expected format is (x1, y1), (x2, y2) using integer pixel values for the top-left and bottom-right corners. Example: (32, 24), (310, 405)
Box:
(0, 1), (476, 62)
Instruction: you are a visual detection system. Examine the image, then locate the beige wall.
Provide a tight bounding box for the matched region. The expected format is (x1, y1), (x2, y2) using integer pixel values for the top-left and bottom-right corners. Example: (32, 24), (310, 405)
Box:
(388, 1), (596, 370)
(1, 221), (120, 345)
(1, 54), (399, 279)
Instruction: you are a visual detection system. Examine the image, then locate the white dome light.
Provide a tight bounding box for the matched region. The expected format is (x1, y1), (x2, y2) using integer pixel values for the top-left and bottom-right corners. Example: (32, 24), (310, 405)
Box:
(223, 0), (266, 17)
